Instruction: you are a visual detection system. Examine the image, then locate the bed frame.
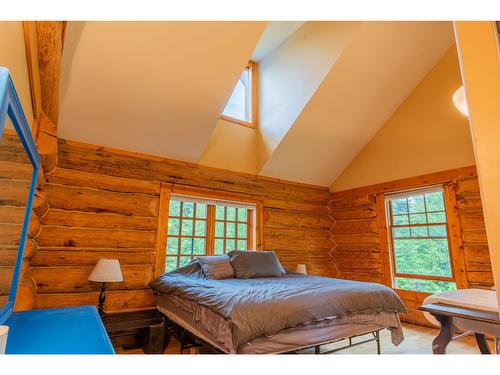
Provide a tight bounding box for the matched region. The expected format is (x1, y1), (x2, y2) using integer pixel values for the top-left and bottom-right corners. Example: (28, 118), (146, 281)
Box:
(161, 313), (383, 354)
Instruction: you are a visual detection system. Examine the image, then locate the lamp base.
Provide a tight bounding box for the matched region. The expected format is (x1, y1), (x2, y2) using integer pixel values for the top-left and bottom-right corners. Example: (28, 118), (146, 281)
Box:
(98, 282), (107, 318)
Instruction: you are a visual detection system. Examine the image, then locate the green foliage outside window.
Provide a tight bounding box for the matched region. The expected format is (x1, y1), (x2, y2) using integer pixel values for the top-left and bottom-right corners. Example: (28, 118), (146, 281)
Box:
(388, 189), (456, 294)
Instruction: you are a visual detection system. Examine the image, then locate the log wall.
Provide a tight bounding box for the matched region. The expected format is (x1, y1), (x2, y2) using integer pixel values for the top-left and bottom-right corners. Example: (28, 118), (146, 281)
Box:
(330, 167), (494, 326)
(30, 139), (335, 312)
(0, 133), (41, 310)
(4, 132), (494, 325)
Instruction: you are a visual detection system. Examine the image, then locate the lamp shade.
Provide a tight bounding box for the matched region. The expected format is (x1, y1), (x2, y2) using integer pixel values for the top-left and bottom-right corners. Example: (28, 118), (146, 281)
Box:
(452, 85), (469, 117)
(295, 264), (307, 275)
(88, 259), (123, 282)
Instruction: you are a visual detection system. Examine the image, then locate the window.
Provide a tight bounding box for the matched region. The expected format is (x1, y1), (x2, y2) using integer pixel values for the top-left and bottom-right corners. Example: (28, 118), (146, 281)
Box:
(221, 61), (257, 128)
(386, 187), (457, 293)
(164, 194), (257, 272)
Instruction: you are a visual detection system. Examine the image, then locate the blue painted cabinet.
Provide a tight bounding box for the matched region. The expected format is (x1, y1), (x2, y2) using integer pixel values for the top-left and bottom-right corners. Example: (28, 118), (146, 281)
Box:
(6, 306), (115, 354)
(0, 67), (114, 354)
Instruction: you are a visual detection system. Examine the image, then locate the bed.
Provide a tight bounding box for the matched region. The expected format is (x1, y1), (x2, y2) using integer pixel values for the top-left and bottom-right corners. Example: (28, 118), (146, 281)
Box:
(150, 254), (406, 354)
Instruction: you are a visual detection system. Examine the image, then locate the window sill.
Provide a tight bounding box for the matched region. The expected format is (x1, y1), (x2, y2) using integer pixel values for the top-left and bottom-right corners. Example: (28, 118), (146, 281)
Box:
(220, 115), (256, 129)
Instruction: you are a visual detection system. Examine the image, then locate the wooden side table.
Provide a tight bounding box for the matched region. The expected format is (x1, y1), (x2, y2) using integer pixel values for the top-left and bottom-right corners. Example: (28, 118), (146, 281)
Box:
(101, 309), (167, 354)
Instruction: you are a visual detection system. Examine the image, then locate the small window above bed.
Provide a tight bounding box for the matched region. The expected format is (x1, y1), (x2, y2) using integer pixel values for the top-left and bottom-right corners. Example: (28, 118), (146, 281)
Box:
(163, 192), (259, 273)
(220, 61), (257, 128)
(385, 186), (457, 293)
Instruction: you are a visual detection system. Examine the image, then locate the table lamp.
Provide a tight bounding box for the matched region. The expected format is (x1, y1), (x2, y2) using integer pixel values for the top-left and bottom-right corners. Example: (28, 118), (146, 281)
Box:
(296, 264), (307, 275)
(88, 259), (123, 317)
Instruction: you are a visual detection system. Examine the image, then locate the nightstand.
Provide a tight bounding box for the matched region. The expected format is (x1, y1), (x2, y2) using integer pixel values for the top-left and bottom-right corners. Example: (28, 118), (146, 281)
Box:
(101, 309), (167, 354)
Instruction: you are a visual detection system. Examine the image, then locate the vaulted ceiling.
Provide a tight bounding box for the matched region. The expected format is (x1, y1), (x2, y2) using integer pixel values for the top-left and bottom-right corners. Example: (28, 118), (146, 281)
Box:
(59, 21), (266, 162)
(57, 21), (456, 187)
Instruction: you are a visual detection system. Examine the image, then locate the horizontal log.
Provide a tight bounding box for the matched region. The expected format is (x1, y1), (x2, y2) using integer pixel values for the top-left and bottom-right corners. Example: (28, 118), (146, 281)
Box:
(276, 249), (331, 259)
(307, 264), (339, 278)
(0, 248), (18, 266)
(458, 210), (486, 230)
(0, 223), (23, 246)
(0, 160), (33, 180)
(338, 272), (382, 283)
(334, 261), (382, 272)
(0, 179), (30, 207)
(57, 140), (330, 205)
(0, 134), (32, 163)
(330, 206), (377, 220)
(461, 229), (488, 244)
(456, 178), (480, 194)
(468, 282), (495, 289)
(31, 249), (155, 267)
(31, 265), (153, 293)
(331, 219), (378, 235)
(332, 245), (380, 253)
(466, 271), (495, 285)
(263, 208), (333, 230)
(331, 234), (380, 246)
(0, 218), (41, 246)
(464, 260), (492, 273)
(456, 193), (484, 211)
(36, 226), (156, 248)
(45, 184), (159, 217)
(0, 239), (37, 263)
(35, 289), (156, 312)
(463, 244), (492, 264)
(331, 250), (380, 261)
(263, 237), (333, 253)
(262, 198), (329, 214)
(0, 266), (14, 294)
(263, 225), (330, 239)
(332, 166), (477, 200)
(46, 167), (160, 196)
(0, 206), (27, 224)
(41, 209), (158, 231)
(329, 195), (375, 210)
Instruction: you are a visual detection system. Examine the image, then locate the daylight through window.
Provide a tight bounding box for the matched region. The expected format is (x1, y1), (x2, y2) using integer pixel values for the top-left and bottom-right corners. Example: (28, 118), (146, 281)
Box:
(221, 61), (256, 128)
(165, 195), (256, 272)
(385, 187), (456, 293)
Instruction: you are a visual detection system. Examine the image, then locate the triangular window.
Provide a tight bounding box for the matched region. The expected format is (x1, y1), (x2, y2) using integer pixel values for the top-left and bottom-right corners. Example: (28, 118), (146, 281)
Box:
(221, 61), (257, 128)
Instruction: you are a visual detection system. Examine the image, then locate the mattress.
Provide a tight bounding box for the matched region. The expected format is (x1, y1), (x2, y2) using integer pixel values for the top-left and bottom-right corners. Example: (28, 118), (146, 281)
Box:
(157, 293), (403, 354)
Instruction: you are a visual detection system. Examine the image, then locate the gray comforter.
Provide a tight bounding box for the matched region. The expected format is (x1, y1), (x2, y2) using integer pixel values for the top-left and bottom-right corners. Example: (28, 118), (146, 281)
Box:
(150, 268), (406, 349)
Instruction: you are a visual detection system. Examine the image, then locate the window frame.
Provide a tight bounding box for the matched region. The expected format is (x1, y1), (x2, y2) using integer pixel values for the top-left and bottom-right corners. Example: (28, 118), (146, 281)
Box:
(384, 185), (457, 291)
(220, 61), (258, 129)
(154, 184), (263, 277)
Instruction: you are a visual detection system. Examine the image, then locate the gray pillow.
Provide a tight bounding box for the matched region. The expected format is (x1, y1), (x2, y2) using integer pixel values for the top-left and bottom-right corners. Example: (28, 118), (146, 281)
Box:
(196, 255), (235, 280)
(228, 250), (286, 278)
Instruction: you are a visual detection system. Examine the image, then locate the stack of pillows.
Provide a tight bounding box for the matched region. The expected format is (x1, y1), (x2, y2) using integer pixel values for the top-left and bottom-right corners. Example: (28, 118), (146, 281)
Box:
(196, 250), (286, 279)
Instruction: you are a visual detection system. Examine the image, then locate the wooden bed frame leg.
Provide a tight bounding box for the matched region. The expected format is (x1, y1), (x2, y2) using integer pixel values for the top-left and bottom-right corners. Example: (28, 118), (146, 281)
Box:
(314, 345), (320, 354)
(432, 314), (453, 354)
(474, 333), (491, 354)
